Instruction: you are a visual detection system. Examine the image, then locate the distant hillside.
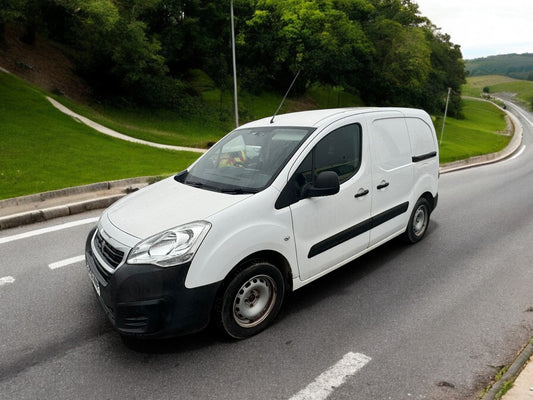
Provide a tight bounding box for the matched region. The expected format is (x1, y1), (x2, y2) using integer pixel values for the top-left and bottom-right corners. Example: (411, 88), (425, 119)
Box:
(466, 54), (533, 80)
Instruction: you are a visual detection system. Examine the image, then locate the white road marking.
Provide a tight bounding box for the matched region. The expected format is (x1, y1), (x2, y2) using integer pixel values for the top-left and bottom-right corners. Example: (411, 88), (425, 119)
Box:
(0, 217), (98, 245)
(289, 352), (372, 400)
(516, 109), (533, 128)
(509, 145), (526, 161)
(0, 276), (16, 286)
(48, 255), (85, 270)
(505, 102), (533, 127)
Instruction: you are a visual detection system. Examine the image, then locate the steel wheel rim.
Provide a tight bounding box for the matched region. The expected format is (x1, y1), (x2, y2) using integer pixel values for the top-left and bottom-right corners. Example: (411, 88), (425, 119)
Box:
(233, 274), (277, 328)
(413, 205), (428, 237)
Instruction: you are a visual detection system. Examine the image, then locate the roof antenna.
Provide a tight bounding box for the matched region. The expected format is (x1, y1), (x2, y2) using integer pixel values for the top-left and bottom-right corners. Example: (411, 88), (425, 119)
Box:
(270, 69), (301, 124)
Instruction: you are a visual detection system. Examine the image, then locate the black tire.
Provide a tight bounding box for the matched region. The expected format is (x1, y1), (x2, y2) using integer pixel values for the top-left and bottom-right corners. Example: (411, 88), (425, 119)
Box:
(214, 260), (285, 339)
(404, 197), (431, 244)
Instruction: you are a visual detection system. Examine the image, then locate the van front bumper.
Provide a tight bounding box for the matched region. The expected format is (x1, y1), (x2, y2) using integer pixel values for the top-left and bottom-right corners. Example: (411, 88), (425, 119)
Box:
(85, 228), (221, 338)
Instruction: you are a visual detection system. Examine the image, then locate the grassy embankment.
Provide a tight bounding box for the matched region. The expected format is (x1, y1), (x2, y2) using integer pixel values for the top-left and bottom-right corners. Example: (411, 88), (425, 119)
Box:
(0, 70), (514, 199)
(0, 71), (199, 200)
(437, 74), (533, 163)
(51, 69), (363, 149)
(436, 98), (509, 164)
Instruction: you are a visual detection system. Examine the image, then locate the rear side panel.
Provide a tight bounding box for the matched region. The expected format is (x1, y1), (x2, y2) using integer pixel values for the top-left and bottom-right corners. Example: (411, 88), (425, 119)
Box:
(368, 113), (414, 245)
(404, 113), (439, 208)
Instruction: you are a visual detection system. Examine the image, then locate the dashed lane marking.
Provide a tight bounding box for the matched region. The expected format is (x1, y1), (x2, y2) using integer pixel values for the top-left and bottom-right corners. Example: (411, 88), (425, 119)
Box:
(48, 255), (85, 270)
(0, 217), (99, 245)
(289, 352), (372, 400)
(0, 276), (16, 286)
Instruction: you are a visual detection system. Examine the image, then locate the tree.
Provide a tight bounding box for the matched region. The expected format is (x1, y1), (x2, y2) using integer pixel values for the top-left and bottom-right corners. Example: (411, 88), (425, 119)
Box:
(240, 0), (373, 93)
(2, 0), (466, 115)
(363, 15), (431, 107)
(423, 29), (466, 116)
(143, 0), (239, 88)
(0, 0), (27, 45)
(53, 0), (178, 106)
(358, 0), (465, 114)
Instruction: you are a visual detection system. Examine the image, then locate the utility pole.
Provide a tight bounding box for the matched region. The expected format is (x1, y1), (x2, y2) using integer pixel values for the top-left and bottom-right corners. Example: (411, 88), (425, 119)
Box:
(440, 87), (451, 146)
(230, 0), (239, 128)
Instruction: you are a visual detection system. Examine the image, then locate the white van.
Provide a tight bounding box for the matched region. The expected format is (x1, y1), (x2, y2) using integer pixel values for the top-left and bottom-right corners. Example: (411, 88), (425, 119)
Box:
(85, 108), (439, 339)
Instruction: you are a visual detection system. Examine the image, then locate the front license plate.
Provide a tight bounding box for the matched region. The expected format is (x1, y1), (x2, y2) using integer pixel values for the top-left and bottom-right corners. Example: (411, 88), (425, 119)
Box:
(87, 264), (101, 296)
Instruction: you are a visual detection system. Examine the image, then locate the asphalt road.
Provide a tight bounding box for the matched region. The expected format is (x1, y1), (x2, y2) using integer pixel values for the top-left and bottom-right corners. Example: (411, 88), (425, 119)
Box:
(1, 103), (533, 400)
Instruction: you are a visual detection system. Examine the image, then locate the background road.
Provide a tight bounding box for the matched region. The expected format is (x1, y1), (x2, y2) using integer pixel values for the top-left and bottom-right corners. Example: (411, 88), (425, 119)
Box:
(1, 103), (533, 399)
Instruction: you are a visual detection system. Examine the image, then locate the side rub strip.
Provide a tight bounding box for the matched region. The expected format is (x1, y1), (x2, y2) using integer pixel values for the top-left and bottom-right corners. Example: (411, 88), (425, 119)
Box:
(308, 202), (409, 258)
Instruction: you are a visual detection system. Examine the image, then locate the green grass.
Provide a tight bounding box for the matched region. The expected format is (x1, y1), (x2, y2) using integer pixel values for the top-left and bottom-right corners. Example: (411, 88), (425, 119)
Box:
(462, 75), (518, 97)
(0, 69), (515, 200)
(49, 76), (367, 151)
(437, 98), (510, 163)
(463, 75), (533, 107)
(50, 96), (231, 149)
(0, 71), (200, 199)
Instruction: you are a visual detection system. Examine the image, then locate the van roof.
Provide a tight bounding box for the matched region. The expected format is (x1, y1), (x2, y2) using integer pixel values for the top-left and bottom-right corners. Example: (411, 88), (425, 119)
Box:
(238, 107), (429, 129)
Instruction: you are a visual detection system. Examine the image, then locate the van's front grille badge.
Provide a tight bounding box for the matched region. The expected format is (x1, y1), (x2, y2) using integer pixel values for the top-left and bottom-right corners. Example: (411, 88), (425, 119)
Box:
(94, 230), (125, 271)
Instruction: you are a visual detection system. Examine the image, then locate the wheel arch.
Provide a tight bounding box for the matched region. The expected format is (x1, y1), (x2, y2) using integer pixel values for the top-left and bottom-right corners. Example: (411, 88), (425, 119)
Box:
(217, 250), (293, 297)
(420, 191), (437, 213)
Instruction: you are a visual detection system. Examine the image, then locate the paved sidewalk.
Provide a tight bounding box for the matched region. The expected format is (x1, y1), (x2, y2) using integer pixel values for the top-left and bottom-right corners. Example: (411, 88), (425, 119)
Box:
(47, 97), (207, 154)
(503, 357), (533, 399)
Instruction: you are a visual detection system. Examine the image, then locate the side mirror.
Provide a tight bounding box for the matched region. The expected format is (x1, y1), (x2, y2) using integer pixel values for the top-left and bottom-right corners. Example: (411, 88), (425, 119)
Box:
(301, 171), (340, 199)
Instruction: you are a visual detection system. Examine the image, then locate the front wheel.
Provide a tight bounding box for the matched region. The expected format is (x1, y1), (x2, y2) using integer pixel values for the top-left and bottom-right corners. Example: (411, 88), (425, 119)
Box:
(214, 261), (285, 339)
(404, 197), (431, 244)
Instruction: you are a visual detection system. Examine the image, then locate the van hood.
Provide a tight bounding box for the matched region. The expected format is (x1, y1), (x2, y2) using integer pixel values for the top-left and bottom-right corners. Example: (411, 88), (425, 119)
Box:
(105, 177), (252, 240)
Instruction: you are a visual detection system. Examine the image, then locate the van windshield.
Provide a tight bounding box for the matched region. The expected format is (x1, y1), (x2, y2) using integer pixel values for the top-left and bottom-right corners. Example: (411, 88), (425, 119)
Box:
(177, 126), (314, 193)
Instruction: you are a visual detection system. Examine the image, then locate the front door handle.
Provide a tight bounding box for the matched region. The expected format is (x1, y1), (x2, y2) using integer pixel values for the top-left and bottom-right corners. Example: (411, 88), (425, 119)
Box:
(354, 188), (369, 198)
(377, 181), (389, 190)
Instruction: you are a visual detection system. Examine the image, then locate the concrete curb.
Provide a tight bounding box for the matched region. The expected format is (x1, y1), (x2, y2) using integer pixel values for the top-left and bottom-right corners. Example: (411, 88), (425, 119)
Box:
(482, 340), (533, 400)
(0, 177), (155, 230)
(0, 194), (123, 230)
(0, 177), (151, 208)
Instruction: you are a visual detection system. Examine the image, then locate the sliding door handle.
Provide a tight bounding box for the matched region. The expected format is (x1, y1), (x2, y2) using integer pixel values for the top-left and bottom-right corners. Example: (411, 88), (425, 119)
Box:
(377, 181), (389, 190)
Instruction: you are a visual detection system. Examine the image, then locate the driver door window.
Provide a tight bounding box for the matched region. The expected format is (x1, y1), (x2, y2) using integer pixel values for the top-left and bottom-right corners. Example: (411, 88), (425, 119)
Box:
(296, 123), (361, 186)
(280, 123), (361, 205)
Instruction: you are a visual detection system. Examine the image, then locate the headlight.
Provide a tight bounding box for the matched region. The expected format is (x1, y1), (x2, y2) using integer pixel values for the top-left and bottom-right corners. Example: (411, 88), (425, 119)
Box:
(127, 221), (211, 267)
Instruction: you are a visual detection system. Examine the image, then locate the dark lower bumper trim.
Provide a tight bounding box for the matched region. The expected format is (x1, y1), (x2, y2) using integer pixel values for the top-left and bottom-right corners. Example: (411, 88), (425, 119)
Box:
(85, 228), (221, 338)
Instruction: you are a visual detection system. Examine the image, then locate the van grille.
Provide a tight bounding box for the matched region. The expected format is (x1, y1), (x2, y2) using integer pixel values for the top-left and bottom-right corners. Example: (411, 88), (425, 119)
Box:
(94, 230), (124, 270)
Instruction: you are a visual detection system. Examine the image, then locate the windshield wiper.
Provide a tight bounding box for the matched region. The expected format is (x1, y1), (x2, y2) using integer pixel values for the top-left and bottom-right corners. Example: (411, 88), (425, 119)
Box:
(181, 176), (254, 194)
(184, 180), (221, 192)
(220, 188), (256, 194)
(186, 180), (205, 188)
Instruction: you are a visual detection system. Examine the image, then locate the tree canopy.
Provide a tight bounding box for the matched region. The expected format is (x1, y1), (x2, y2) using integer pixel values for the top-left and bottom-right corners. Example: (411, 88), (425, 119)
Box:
(1, 0), (466, 116)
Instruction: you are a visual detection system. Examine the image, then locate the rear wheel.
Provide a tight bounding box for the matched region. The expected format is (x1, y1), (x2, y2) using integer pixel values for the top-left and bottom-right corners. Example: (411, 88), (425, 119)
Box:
(404, 197), (431, 243)
(214, 260), (285, 339)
